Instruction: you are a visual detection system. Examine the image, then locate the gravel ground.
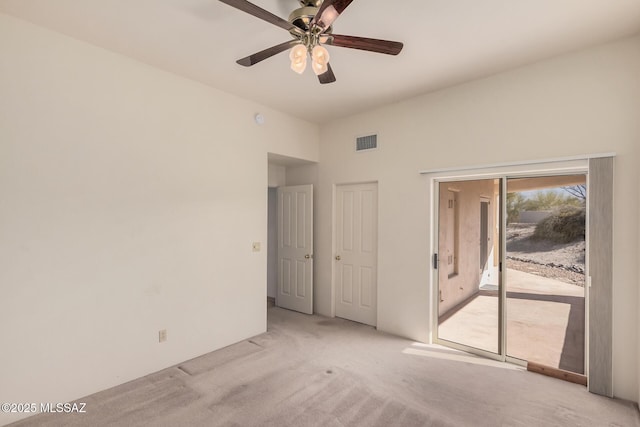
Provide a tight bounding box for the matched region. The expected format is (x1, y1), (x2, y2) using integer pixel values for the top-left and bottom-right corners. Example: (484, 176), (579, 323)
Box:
(506, 223), (585, 286)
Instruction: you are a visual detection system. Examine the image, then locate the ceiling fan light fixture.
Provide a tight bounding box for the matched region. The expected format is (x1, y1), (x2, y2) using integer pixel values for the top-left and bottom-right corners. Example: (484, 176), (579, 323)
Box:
(312, 44), (329, 62)
(289, 44), (307, 61)
(291, 57), (307, 74)
(311, 45), (330, 75)
(311, 58), (328, 75)
(220, 0), (404, 84)
(289, 44), (308, 74)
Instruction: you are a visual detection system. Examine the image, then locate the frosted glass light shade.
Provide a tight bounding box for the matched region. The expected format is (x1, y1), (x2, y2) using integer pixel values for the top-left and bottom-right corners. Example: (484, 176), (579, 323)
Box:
(311, 45), (330, 75)
(291, 58), (307, 74)
(290, 44), (308, 74)
(312, 59), (328, 75)
(289, 44), (307, 61)
(312, 45), (330, 63)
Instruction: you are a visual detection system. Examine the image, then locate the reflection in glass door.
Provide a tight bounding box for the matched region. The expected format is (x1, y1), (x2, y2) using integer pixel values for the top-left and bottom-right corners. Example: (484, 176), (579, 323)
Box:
(437, 179), (501, 355)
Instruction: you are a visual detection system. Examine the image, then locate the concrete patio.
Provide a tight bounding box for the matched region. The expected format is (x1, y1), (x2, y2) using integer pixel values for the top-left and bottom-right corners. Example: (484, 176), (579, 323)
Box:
(438, 268), (585, 374)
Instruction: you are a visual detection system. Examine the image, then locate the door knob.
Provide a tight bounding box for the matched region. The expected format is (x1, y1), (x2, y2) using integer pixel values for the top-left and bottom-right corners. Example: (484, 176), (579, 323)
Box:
(335, 255), (341, 261)
(305, 254), (311, 259)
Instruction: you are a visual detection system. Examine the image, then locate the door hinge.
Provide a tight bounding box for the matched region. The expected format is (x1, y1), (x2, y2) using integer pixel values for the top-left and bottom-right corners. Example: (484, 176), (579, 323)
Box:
(433, 253), (438, 269)
(499, 261), (503, 272)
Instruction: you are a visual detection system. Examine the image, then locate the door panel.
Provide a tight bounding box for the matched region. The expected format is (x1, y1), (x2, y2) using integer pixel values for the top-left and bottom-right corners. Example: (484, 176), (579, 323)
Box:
(360, 267), (374, 307)
(335, 183), (378, 326)
(277, 185), (313, 314)
(505, 175), (586, 375)
(437, 179), (501, 355)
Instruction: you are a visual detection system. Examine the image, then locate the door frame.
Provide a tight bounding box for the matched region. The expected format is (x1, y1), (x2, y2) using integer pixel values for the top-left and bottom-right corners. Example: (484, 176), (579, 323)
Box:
(430, 160), (590, 369)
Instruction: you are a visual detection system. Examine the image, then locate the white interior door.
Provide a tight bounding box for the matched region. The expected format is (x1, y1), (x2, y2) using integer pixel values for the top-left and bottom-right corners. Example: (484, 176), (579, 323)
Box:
(335, 183), (378, 326)
(277, 185), (313, 314)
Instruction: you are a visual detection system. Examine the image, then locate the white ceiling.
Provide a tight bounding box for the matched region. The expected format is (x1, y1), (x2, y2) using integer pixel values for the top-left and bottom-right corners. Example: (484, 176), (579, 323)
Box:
(2, 0), (640, 124)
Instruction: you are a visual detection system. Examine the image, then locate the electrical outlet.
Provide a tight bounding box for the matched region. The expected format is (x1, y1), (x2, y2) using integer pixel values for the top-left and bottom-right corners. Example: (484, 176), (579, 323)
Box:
(252, 242), (261, 252)
(158, 329), (167, 343)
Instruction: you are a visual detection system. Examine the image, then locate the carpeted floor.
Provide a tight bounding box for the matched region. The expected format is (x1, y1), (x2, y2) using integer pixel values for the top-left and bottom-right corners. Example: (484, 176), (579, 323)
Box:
(9, 307), (640, 426)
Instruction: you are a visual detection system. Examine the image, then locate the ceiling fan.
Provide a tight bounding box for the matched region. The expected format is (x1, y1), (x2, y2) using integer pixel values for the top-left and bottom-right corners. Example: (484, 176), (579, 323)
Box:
(218, 0), (404, 84)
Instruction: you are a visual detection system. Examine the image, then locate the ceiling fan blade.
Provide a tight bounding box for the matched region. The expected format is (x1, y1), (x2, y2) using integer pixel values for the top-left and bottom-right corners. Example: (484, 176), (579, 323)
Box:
(237, 40), (301, 67)
(323, 34), (403, 55)
(219, 0), (303, 35)
(318, 63), (336, 84)
(311, 0), (355, 32)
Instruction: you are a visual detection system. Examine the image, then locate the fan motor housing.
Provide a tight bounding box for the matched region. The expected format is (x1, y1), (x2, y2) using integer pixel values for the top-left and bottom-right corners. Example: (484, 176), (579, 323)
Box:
(288, 6), (317, 31)
(289, 2), (332, 34)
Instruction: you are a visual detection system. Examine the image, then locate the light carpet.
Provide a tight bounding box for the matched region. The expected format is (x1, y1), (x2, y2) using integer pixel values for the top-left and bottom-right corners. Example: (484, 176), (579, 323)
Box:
(9, 307), (640, 426)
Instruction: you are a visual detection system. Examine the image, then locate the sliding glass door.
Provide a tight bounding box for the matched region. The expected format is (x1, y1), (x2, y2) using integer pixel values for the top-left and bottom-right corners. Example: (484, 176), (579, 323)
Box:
(436, 174), (587, 375)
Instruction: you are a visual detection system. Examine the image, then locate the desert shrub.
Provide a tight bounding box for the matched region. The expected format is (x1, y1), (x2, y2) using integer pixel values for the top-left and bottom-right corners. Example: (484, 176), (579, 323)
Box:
(506, 192), (526, 224)
(532, 206), (585, 243)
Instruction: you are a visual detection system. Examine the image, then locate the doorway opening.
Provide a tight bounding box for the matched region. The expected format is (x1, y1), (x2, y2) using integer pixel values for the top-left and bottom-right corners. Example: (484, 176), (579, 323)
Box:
(267, 155), (316, 315)
(436, 173), (587, 379)
(268, 185), (314, 313)
(267, 187), (278, 307)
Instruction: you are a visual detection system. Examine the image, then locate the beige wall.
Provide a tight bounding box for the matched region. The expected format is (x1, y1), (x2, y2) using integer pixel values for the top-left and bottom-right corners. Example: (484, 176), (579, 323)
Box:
(267, 164), (287, 188)
(0, 14), (319, 425)
(315, 35), (640, 401)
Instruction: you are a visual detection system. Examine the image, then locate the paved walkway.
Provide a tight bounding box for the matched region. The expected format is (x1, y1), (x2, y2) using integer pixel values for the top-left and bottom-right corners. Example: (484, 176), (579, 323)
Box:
(438, 269), (585, 373)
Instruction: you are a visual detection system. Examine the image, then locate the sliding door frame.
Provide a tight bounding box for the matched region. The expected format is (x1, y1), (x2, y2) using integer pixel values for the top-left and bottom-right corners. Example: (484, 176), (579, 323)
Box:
(431, 160), (591, 370)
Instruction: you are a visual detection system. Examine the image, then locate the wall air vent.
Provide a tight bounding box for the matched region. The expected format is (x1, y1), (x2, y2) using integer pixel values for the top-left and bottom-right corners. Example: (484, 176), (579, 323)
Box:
(356, 134), (378, 152)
